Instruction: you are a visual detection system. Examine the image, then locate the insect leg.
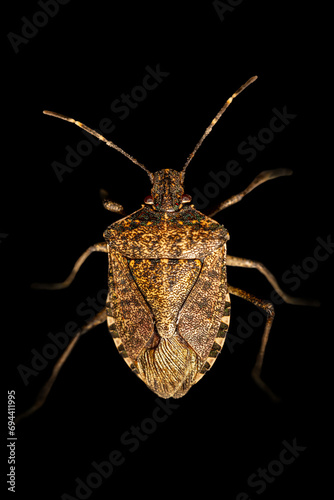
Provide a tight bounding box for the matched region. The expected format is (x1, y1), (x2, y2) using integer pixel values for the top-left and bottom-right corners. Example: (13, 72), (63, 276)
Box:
(100, 189), (125, 214)
(206, 169), (292, 217)
(228, 284), (279, 402)
(227, 255), (320, 306)
(16, 308), (107, 423)
(31, 242), (108, 290)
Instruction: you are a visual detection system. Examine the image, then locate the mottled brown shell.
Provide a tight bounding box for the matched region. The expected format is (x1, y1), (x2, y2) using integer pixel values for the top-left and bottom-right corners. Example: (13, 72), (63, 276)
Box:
(104, 192), (230, 398)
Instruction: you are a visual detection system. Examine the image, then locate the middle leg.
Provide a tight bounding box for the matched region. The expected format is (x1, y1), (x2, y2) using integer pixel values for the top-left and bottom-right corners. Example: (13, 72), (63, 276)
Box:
(227, 255), (320, 306)
(16, 307), (107, 423)
(31, 242), (108, 290)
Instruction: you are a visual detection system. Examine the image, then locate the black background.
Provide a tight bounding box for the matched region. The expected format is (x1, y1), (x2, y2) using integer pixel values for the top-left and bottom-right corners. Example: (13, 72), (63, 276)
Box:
(2, 2), (332, 499)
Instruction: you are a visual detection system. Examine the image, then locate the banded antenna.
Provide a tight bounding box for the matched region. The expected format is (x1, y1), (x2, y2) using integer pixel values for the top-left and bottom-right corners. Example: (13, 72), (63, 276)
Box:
(180, 75), (258, 182)
(43, 110), (154, 183)
(44, 76), (257, 185)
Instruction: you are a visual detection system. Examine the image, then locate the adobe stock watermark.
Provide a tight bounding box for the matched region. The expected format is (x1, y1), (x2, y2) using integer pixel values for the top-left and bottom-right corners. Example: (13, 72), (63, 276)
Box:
(192, 106), (297, 210)
(226, 234), (332, 353)
(213, 0), (245, 22)
(7, 0), (71, 54)
(50, 64), (170, 182)
(61, 398), (180, 500)
(235, 437), (307, 499)
(17, 288), (108, 386)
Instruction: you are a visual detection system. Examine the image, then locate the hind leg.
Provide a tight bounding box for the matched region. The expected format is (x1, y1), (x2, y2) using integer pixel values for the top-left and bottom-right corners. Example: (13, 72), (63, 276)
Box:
(16, 308), (107, 423)
(228, 284), (279, 402)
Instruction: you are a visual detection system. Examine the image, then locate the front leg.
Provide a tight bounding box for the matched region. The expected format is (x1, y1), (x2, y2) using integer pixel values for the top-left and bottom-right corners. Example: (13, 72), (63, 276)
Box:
(206, 169), (292, 217)
(100, 189), (125, 215)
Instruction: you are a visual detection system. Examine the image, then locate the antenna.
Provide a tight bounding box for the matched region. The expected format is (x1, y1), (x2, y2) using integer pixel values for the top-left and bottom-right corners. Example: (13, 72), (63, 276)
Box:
(180, 76), (258, 182)
(43, 110), (154, 183)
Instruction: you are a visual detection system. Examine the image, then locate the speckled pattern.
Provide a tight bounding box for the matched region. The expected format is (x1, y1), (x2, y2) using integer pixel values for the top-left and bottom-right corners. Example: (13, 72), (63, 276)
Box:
(104, 204), (228, 259)
(104, 169), (230, 398)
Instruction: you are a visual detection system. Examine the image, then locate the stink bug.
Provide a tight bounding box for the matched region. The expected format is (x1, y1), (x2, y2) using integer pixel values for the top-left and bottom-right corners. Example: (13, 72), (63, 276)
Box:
(17, 76), (319, 422)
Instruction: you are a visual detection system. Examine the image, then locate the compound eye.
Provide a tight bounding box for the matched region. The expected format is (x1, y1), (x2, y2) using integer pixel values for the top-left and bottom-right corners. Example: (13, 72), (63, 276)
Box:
(144, 195), (154, 204)
(181, 194), (192, 203)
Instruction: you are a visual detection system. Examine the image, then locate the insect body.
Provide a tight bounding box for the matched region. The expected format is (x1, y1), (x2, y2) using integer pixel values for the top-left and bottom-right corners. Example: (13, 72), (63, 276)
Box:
(17, 76), (318, 422)
(104, 169), (230, 398)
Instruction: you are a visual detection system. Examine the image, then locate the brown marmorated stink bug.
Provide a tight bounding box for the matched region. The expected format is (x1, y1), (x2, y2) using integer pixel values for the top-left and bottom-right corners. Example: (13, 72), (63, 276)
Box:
(17, 76), (319, 422)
